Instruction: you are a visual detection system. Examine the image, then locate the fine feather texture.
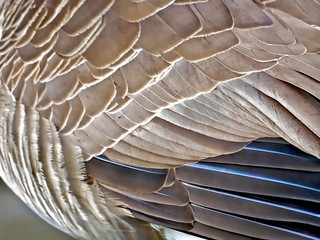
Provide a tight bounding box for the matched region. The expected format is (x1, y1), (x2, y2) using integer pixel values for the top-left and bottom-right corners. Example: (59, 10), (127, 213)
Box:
(0, 0), (319, 239)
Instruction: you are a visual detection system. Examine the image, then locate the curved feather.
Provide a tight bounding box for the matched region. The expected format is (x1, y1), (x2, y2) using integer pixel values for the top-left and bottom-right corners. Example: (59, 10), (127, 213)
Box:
(0, 0), (319, 239)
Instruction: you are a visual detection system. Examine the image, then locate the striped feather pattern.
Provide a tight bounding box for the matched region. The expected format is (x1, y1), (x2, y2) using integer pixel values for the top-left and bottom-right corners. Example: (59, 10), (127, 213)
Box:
(0, 0), (319, 239)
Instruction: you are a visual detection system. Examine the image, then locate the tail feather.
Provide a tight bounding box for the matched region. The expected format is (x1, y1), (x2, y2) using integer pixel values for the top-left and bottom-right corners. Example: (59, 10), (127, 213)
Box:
(177, 140), (320, 239)
(89, 139), (320, 239)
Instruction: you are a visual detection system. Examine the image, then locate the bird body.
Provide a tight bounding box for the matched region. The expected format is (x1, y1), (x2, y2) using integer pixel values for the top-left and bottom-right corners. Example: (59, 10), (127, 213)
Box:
(0, 0), (319, 239)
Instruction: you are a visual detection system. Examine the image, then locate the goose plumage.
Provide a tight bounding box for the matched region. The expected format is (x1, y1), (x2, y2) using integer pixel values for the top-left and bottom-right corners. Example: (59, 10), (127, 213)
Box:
(0, 0), (319, 239)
